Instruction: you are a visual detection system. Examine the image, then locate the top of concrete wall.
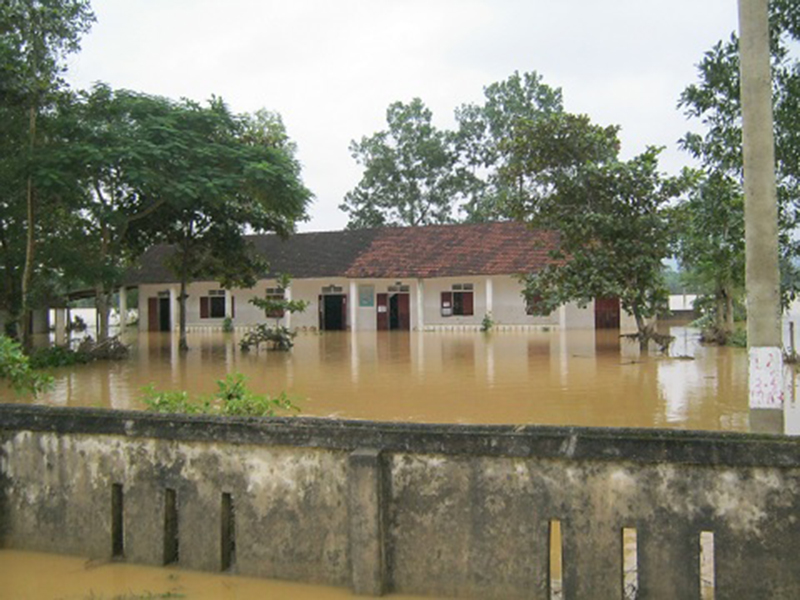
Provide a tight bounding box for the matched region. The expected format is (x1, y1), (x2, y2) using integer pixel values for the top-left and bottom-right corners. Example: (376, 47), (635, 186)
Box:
(2, 404), (799, 469)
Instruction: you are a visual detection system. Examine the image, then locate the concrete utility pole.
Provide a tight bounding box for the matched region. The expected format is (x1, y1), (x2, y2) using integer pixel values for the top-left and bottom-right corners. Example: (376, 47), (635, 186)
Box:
(738, 0), (784, 431)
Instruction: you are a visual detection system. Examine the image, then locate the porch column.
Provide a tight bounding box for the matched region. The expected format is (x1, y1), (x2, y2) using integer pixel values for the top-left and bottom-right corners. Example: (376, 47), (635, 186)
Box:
(486, 277), (494, 317)
(416, 279), (425, 331)
(169, 287), (177, 331)
(225, 289), (233, 319)
(349, 280), (358, 331)
(285, 285), (292, 330)
(54, 308), (67, 346)
(119, 287), (128, 330)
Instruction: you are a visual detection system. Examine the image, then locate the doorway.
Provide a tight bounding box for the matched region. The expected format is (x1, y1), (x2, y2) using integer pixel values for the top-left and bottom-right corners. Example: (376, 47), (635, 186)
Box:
(148, 296), (172, 332)
(377, 293), (410, 331)
(594, 297), (620, 329)
(319, 294), (347, 331)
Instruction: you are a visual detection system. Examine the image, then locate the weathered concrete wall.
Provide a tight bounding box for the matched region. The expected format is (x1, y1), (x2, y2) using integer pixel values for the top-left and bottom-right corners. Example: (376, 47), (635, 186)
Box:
(2, 405), (800, 599)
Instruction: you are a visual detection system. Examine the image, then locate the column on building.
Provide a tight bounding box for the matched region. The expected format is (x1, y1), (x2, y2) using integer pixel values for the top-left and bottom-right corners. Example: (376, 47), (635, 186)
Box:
(54, 308), (68, 346)
(349, 280), (358, 331)
(485, 277), (494, 319)
(169, 287), (177, 331)
(225, 289), (233, 320)
(416, 279), (425, 331)
(119, 287), (128, 330)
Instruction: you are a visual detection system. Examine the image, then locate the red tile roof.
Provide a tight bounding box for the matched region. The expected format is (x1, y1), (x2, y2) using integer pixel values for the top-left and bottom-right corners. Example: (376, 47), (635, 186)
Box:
(126, 222), (561, 285)
(345, 222), (561, 279)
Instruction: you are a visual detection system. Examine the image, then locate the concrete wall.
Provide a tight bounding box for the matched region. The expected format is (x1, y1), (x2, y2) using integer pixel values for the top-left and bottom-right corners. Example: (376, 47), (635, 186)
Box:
(139, 277), (569, 333)
(2, 404), (800, 599)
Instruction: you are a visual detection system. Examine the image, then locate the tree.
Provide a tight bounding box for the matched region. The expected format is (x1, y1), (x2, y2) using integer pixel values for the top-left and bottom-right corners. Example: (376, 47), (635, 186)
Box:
(341, 98), (468, 228)
(133, 97), (312, 352)
(519, 146), (685, 352)
(678, 0), (800, 310)
(674, 172), (745, 342)
(0, 0), (94, 348)
(455, 71), (564, 221)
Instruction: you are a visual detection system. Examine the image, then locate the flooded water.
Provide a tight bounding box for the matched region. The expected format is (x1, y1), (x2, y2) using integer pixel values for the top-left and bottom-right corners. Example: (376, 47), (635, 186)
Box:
(0, 326), (778, 598)
(4, 326), (753, 431)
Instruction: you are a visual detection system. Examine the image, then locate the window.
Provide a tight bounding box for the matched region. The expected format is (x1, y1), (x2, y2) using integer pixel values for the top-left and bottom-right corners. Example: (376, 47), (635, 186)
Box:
(200, 289), (232, 319)
(525, 294), (550, 316)
(441, 283), (474, 317)
(264, 287), (285, 319)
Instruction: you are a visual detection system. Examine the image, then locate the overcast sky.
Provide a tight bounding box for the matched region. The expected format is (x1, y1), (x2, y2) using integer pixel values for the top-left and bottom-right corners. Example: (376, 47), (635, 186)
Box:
(65, 0), (740, 232)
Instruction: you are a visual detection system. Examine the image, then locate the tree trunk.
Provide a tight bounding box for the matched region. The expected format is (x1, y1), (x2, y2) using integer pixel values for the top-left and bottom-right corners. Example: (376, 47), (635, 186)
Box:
(633, 307), (648, 354)
(715, 290), (727, 337)
(96, 224), (111, 342)
(179, 276), (188, 352)
(725, 289), (735, 336)
(21, 105), (37, 351)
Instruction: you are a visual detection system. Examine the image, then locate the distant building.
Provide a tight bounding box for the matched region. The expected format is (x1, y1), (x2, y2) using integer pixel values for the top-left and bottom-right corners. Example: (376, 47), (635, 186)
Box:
(125, 222), (637, 332)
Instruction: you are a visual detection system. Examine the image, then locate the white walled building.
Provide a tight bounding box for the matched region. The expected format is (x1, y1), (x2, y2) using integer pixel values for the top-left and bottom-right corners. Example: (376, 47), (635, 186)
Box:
(127, 223), (629, 333)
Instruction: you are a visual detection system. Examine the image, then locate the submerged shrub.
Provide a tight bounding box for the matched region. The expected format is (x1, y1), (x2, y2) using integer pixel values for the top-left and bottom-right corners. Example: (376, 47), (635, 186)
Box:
(142, 372), (298, 417)
(0, 336), (53, 396)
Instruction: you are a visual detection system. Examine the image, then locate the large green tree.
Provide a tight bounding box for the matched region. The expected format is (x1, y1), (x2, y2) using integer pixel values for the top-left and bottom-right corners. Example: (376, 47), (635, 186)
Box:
(341, 98), (468, 228)
(674, 172), (745, 342)
(0, 0), (94, 346)
(678, 0), (800, 314)
(509, 115), (684, 351)
(455, 70), (565, 221)
(132, 97), (312, 351)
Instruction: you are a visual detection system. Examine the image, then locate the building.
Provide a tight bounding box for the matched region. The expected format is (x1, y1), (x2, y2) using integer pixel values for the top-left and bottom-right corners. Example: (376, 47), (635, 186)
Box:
(126, 222), (630, 332)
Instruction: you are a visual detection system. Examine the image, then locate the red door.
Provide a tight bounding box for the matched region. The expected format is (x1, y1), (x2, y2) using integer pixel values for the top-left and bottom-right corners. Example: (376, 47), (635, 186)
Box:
(377, 293), (389, 330)
(148, 298), (159, 332)
(594, 297), (620, 329)
(397, 294), (410, 330)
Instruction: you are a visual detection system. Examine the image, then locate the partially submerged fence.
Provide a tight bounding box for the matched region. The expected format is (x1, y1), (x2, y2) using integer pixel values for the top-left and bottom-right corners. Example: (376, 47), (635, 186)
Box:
(1, 404), (799, 599)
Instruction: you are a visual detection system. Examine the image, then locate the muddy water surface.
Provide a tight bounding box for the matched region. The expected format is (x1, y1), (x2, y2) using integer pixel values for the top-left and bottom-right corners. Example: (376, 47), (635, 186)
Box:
(5, 326), (751, 430)
(0, 326), (763, 598)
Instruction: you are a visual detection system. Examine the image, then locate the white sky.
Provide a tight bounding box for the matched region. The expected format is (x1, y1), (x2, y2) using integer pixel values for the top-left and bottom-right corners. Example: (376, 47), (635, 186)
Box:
(65, 0), (740, 232)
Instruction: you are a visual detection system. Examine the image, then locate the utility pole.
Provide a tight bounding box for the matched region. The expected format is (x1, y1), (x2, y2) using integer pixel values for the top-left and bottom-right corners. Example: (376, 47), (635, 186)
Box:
(738, 0), (784, 432)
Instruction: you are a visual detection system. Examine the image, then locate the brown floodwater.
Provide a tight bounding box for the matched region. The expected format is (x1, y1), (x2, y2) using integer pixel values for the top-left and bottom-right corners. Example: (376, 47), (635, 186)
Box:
(0, 326), (784, 598)
(3, 326), (754, 431)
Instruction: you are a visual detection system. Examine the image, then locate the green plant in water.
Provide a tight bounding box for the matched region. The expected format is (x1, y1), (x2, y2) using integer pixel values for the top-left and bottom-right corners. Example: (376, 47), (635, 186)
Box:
(222, 316), (234, 333)
(480, 312), (494, 332)
(0, 336), (53, 395)
(728, 328), (747, 348)
(28, 345), (92, 369)
(239, 324), (297, 351)
(142, 373), (298, 417)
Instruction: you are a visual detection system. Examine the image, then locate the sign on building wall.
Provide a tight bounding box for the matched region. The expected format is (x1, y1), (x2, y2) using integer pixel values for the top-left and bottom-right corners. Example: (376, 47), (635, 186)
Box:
(359, 285), (375, 307)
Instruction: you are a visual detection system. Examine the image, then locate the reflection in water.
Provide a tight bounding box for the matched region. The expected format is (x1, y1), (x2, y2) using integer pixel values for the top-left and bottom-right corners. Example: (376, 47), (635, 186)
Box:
(2, 326), (754, 431)
(8, 325), (790, 438)
(0, 549), (431, 600)
(0, 326), (787, 598)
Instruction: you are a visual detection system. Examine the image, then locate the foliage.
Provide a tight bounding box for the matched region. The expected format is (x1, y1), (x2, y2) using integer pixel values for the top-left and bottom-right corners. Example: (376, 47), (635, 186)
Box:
(678, 2), (800, 308)
(239, 324), (297, 352)
(0, 0), (95, 347)
(142, 373), (298, 417)
(341, 98), (469, 228)
(518, 147), (686, 351)
(132, 96), (312, 352)
(28, 336), (128, 368)
(455, 71), (568, 221)
(28, 344), (90, 368)
(249, 273), (309, 323)
(222, 316), (234, 333)
(673, 171), (745, 339)
(0, 335), (52, 395)
(480, 313), (494, 332)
